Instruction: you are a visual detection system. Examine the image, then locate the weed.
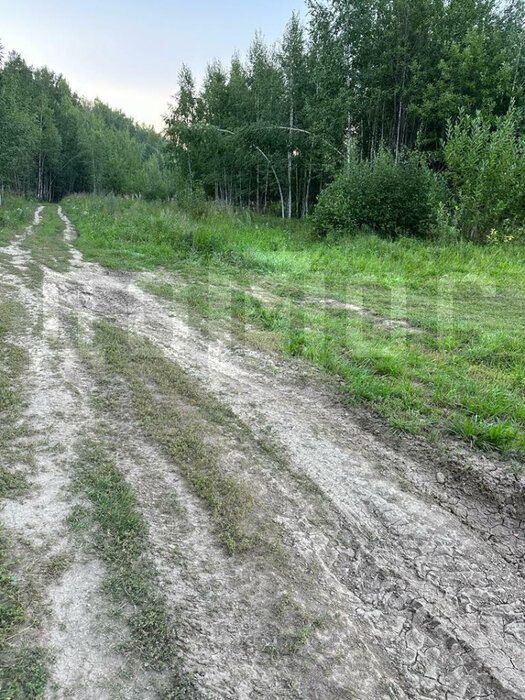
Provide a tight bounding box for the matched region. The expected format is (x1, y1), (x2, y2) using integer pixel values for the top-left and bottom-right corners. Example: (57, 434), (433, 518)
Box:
(0, 470), (28, 499)
(450, 415), (521, 452)
(65, 505), (91, 533)
(265, 594), (324, 656)
(0, 540), (48, 699)
(0, 197), (35, 247)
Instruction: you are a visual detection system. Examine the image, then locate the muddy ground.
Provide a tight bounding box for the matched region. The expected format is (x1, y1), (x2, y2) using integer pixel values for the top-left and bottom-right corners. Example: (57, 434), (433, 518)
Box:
(0, 206), (524, 699)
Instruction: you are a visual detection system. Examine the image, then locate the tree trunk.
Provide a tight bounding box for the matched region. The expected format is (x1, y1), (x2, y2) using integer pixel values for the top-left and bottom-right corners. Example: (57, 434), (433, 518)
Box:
(346, 112), (352, 164)
(187, 154), (193, 191)
(295, 161), (300, 218)
(303, 161), (312, 217)
(287, 104), (293, 219)
(256, 164), (260, 212)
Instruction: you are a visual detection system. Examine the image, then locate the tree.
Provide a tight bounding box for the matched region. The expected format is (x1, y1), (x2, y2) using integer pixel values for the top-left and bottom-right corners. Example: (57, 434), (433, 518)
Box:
(0, 41), (173, 201)
(445, 108), (525, 240)
(163, 0), (524, 222)
(279, 13), (307, 218)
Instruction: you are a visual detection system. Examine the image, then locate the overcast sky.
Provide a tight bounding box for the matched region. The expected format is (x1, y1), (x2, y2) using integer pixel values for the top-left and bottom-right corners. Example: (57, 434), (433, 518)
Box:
(0, 0), (306, 131)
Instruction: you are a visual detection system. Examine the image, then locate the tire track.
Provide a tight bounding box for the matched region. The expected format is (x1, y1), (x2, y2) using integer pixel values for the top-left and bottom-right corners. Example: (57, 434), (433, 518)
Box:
(55, 210), (525, 699)
(3, 204), (524, 698)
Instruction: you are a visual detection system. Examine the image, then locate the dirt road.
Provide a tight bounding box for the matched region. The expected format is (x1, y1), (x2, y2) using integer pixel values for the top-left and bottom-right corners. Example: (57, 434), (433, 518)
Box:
(1, 206), (524, 699)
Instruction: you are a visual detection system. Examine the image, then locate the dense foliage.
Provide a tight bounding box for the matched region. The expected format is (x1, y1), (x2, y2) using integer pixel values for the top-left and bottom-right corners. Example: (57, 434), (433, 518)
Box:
(1, 0), (524, 239)
(165, 0), (525, 232)
(313, 150), (440, 238)
(0, 44), (174, 201)
(445, 108), (525, 241)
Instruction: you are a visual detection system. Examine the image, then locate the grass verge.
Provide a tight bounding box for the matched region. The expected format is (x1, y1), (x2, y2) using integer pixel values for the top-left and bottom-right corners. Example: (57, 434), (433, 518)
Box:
(70, 441), (195, 698)
(63, 194), (525, 460)
(0, 196), (35, 247)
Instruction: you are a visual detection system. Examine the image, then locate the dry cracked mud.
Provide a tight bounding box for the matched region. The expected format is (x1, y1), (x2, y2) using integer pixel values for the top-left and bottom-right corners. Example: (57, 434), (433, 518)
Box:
(0, 205), (524, 699)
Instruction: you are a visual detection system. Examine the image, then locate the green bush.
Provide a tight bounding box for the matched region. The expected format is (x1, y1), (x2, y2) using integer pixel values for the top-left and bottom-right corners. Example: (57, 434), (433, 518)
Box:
(172, 184), (208, 218)
(313, 149), (440, 238)
(445, 108), (525, 242)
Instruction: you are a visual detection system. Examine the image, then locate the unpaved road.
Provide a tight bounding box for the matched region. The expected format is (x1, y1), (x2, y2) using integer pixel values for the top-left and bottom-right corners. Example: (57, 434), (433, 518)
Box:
(0, 206), (524, 699)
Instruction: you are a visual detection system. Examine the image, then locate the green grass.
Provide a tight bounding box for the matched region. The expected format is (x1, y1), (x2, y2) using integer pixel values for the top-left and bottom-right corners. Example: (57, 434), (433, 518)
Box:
(0, 646), (47, 700)
(0, 196), (35, 247)
(21, 205), (71, 272)
(0, 296), (31, 498)
(62, 194), (525, 460)
(71, 441), (195, 698)
(264, 594), (324, 657)
(0, 539), (46, 697)
(80, 319), (268, 555)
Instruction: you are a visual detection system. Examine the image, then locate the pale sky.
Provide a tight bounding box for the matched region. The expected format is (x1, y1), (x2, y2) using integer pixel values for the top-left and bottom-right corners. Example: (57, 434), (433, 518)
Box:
(0, 0), (306, 131)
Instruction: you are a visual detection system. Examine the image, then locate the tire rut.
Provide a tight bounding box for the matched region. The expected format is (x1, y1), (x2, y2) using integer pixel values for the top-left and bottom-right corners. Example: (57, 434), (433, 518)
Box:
(55, 231), (525, 699)
(2, 205), (524, 699)
(0, 210), (156, 699)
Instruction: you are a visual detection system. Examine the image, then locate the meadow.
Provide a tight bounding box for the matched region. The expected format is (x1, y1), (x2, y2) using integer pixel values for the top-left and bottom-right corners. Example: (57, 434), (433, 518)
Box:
(62, 194), (525, 459)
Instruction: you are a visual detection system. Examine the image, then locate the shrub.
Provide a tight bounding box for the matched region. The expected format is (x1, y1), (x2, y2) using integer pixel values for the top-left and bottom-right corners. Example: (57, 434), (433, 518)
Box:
(172, 184), (207, 218)
(444, 108), (525, 242)
(431, 202), (461, 243)
(313, 149), (440, 238)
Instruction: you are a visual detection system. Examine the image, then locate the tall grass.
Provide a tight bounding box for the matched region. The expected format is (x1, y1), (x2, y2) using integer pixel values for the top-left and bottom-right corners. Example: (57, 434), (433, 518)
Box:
(0, 195), (36, 246)
(62, 194), (525, 286)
